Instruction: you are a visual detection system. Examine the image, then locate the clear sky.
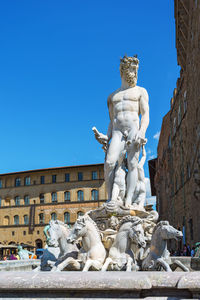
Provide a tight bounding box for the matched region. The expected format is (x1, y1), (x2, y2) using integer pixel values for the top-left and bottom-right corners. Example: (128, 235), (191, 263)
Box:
(0, 0), (180, 183)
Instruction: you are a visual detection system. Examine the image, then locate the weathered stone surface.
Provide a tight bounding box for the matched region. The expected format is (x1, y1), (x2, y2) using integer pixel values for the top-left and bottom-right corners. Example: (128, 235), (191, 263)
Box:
(147, 272), (183, 288)
(0, 259), (40, 271)
(177, 272), (200, 289)
(0, 272), (199, 299)
(0, 271), (151, 290)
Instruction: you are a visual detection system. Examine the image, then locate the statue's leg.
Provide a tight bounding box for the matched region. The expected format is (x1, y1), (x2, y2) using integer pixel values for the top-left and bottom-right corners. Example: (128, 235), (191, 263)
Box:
(52, 257), (80, 272)
(104, 131), (125, 200)
(47, 260), (56, 268)
(173, 260), (189, 272)
(126, 256), (133, 272)
(82, 259), (93, 272)
(125, 148), (139, 207)
(111, 183), (120, 202)
(101, 257), (112, 272)
(156, 258), (172, 272)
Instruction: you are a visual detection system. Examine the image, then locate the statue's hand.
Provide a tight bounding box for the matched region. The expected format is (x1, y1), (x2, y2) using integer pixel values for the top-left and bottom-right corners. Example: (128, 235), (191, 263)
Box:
(92, 127), (108, 147)
(134, 131), (147, 147)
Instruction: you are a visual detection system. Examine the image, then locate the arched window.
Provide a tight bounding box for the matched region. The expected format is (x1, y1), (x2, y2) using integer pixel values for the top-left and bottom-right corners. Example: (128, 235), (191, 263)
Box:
(15, 196), (20, 206)
(77, 190), (84, 201)
(24, 215), (29, 225)
(64, 212), (70, 224)
(4, 216), (10, 225)
(39, 213), (44, 224)
(51, 212), (57, 221)
(51, 192), (57, 203)
(24, 195), (29, 205)
(14, 215), (19, 225)
(40, 193), (45, 203)
(91, 189), (99, 201)
(77, 211), (84, 218)
(64, 191), (70, 202)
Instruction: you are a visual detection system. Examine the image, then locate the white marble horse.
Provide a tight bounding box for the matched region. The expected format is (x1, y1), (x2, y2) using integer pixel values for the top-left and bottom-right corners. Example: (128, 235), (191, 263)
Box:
(101, 216), (146, 271)
(67, 215), (106, 271)
(47, 220), (80, 271)
(142, 221), (189, 272)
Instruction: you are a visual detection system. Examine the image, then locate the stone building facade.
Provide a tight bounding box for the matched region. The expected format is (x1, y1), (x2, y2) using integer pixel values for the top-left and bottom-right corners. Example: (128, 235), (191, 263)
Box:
(0, 163), (107, 248)
(153, 0), (200, 245)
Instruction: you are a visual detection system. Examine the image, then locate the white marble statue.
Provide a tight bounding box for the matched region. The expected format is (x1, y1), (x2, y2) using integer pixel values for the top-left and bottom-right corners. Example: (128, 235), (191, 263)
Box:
(101, 216), (146, 272)
(35, 220), (80, 272)
(67, 215), (106, 271)
(93, 55), (149, 209)
(17, 245), (34, 260)
(142, 221), (189, 272)
(131, 144), (147, 210)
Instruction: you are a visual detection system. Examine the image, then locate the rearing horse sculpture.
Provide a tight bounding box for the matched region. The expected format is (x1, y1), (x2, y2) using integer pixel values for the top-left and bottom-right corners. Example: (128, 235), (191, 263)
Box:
(67, 215), (106, 271)
(101, 216), (146, 271)
(142, 221), (189, 272)
(47, 220), (80, 271)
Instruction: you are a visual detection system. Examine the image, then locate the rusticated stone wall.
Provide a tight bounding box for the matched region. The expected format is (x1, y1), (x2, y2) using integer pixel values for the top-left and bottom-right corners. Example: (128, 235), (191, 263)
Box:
(154, 0), (200, 246)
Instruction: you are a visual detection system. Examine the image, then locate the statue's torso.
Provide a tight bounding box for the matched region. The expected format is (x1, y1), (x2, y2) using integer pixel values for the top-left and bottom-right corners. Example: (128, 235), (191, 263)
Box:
(110, 86), (142, 132)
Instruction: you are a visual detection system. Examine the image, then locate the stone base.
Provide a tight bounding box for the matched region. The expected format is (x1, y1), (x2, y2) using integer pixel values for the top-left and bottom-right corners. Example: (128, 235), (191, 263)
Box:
(0, 259), (40, 272)
(88, 202), (154, 231)
(0, 271), (199, 299)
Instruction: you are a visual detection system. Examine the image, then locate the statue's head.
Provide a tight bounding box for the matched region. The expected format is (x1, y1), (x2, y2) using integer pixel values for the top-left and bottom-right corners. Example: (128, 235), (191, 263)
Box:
(120, 55), (139, 87)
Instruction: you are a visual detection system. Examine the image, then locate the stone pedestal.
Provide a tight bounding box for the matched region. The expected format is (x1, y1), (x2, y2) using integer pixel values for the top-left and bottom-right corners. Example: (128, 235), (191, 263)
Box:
(0, 271), (199, 299)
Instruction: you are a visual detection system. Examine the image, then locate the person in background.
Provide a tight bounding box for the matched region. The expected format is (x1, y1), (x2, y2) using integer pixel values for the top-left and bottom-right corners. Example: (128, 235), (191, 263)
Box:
(191, 247), (195, 257)
(186, 244), (191, 256)
(183, 244), (187, 256)
(9, 252), (17, 260)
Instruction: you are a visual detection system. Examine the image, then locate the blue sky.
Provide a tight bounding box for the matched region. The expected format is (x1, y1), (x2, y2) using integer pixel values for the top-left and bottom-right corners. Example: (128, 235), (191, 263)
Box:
(0, 0), (180, 183)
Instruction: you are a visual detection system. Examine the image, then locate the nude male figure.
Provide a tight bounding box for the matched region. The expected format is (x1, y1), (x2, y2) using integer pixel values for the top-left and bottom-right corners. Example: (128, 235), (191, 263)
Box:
(104, 55), (149, 207)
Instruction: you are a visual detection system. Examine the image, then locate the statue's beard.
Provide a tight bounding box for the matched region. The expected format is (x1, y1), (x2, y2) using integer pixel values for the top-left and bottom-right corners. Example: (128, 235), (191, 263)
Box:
(122, 69), (137, 87)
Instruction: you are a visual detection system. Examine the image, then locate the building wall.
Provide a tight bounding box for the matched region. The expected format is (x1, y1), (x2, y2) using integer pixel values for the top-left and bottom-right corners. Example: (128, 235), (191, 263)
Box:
(0, 163), (107, 248)
(154, 0), (200, 245)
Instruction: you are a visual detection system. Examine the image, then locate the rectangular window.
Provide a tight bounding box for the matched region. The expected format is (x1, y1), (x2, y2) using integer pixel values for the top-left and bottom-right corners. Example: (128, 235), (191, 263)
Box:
(39, 213), (44, 224)
(24, 176), (31, 186)
(51, 192), (57, 202)
(0, 179), (2, 188)
(24, 215), (29, 225)
(40, 193), (45, 203)
(78, 172), (83, 181)
(64, 191), (70, 201)
(40, 176), (45, 184)
(65, 173), (70, 182)
(52, 175), (56, 183)
(92, 171), (98, 180)
(24, 195), (29, 205)
(15, 178), (21, 187)
(15, 196), (20, 206)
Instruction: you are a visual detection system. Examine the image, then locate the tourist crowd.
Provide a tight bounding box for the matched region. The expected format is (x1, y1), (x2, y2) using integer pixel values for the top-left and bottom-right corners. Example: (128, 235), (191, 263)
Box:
(170, 243), (200, 257)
